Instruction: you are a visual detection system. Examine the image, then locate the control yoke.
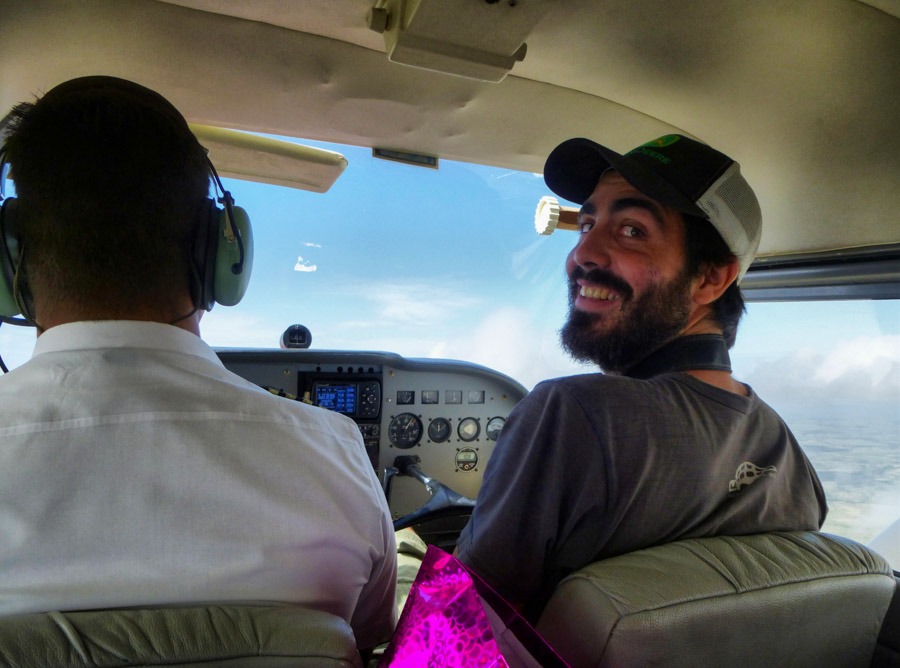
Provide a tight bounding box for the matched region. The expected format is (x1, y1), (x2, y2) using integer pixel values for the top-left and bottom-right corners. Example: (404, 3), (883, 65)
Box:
(386, 455), (476, 530)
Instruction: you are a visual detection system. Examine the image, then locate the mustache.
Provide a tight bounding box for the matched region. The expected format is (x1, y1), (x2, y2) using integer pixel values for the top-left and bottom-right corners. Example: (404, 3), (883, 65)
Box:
(568, 266), (634, 301)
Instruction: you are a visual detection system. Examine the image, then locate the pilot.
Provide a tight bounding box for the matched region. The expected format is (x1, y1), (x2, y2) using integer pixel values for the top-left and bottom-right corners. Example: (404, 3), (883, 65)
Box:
(455, 134), (828, 620)
(0, 76), (396, 649)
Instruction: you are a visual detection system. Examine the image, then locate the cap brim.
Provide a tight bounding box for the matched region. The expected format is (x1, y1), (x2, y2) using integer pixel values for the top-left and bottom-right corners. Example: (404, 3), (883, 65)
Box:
(543, 137), (704, 218)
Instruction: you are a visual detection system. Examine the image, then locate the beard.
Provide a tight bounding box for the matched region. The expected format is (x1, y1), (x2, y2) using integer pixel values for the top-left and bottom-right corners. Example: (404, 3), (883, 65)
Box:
(560, 266), (694, 374)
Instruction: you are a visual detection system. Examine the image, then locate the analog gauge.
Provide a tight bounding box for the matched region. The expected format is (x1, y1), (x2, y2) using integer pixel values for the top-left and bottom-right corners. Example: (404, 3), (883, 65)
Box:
(445, 390), (463, 405)
(486, 416), (505, 441)
(467, 390), (485, 404)
(388, 412), (423, 449)
(457, 417), (480, 442)
(427, 417), (452, 443)
(396, 390), (415, 405)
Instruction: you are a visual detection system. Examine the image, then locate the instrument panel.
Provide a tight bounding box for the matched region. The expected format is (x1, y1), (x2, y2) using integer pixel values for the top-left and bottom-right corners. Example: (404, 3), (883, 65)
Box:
(217, 350), (528, 518)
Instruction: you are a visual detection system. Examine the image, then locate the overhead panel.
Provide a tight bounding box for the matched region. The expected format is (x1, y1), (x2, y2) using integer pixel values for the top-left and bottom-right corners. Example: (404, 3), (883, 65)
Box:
(368, 0), (551, 82)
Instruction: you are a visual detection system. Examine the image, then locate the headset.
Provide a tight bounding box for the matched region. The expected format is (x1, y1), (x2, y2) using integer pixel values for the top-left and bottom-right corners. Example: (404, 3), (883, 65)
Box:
(0, 77), (254, 323)
(193, 159), (255, 313)
(0, 147), (21, 318)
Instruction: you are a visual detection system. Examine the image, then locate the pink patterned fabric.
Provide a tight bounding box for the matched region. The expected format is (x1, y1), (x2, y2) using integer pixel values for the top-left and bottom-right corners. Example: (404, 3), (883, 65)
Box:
(379, 546), (509, 667)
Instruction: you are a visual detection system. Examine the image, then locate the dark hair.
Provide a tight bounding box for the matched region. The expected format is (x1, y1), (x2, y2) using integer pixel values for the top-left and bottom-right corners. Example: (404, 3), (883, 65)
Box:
(682, 213), (745, 348)
(3, 78), (209, 317)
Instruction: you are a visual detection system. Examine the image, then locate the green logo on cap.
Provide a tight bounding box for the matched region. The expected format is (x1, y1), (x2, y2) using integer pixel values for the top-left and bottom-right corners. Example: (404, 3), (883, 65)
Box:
(626, 135), (681, 164)
(643, 135), (681, 148)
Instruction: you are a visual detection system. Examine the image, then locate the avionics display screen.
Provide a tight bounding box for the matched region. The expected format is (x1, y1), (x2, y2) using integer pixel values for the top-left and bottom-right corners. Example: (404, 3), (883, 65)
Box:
(314, 382), (357, 415)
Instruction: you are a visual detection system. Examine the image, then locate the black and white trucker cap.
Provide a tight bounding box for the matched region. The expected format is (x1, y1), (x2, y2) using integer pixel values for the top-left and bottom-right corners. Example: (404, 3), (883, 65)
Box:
(543, 134), (762, 281)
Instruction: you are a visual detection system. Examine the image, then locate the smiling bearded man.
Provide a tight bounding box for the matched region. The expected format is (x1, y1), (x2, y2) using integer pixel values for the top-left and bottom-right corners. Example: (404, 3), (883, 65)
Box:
(561, 261), (694, 374)
(455, 134), (828, 622)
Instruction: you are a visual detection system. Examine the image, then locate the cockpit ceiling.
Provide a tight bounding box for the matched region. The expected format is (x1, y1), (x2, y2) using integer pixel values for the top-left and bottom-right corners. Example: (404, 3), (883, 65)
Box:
(1, 0), (898, 259)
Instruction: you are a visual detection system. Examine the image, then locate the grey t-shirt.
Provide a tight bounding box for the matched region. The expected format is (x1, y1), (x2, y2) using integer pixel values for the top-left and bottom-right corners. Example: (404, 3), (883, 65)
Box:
(456, 372), (827, 617)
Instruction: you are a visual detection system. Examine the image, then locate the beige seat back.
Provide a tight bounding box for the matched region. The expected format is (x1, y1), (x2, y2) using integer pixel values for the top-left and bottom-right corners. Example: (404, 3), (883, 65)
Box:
(0, 604), (362, 667)
(536, 532), (894, 668)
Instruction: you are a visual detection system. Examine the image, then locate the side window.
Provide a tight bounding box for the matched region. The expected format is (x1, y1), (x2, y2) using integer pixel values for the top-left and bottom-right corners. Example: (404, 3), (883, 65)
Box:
(731, 300), (900, 545)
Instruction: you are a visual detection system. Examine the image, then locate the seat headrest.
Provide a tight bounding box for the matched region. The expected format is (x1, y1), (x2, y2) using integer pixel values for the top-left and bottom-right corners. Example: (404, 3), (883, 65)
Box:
(536, 532), (894, 668)
(0, 604), (363, 667)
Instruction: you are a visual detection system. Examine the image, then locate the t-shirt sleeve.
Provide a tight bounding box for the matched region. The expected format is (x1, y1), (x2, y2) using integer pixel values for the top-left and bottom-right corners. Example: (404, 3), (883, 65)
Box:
(455, 379), (606, 609)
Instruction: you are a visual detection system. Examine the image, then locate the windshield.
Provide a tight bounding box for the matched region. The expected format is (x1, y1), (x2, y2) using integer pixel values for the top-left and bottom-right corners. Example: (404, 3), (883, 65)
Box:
(1, 136), (897, 545)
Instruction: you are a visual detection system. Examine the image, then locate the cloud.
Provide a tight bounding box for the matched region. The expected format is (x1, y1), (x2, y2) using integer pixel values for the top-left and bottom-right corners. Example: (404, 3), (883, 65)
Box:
(294, 243), (321, 272)
(301, 279), (486, 351)
(305, 286), (586, 388)
(311, 306), (585, 390)
(359, 280), (481, 326)
(745, 334), (900, 405)
(294, 256), (318, 273)
(200, 310), (285, 348)
(812, 336), (899, 386)
(425, 306), (590, 389)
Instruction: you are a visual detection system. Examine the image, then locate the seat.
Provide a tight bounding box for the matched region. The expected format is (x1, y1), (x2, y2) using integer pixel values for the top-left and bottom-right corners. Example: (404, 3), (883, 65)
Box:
(0, 604), (362, 667)
(872, 572), (900, 668)
(535, 532), (895, 668)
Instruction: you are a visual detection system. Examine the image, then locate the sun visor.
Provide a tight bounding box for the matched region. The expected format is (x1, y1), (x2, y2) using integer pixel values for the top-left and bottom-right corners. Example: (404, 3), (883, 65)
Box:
(188, 124), (347, 193)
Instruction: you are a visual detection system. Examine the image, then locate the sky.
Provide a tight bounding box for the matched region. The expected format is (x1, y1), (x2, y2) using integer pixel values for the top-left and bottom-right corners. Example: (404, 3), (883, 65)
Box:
(0, 136), (897, 544)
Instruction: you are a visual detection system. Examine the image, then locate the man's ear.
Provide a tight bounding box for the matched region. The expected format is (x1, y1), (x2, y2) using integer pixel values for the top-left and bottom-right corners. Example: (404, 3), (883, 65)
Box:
(691, 259), (740, 306)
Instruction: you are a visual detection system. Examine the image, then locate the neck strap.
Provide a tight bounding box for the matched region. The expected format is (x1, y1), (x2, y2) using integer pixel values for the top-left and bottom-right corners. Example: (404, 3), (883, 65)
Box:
(624, 334), (731, 380)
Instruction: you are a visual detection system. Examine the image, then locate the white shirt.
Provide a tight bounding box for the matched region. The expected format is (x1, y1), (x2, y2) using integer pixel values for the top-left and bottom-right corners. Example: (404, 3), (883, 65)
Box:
(0, 321), (397, 648)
